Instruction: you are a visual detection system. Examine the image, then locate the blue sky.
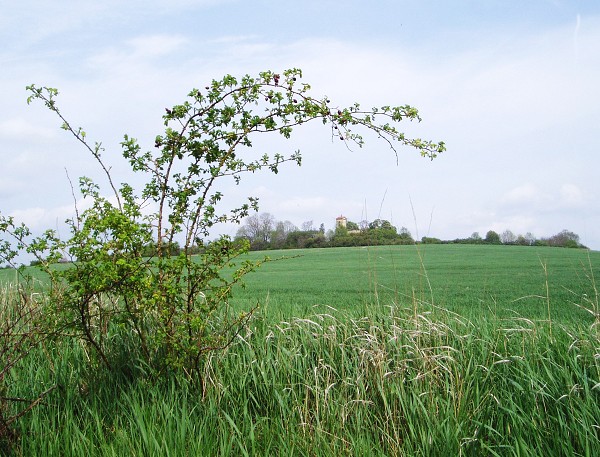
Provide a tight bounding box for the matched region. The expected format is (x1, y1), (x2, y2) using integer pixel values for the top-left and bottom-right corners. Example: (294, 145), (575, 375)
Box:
(1, 0), (599, 249)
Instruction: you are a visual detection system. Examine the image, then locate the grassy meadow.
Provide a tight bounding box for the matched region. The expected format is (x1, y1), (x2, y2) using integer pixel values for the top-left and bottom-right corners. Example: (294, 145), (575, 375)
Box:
(1, 244), (599, 455)
(230, 244), (600, 324)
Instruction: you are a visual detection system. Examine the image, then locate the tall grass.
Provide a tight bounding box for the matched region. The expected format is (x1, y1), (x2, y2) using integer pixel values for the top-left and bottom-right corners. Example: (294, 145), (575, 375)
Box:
(1, 281), (57, 452)
(5, 297), (599, 455)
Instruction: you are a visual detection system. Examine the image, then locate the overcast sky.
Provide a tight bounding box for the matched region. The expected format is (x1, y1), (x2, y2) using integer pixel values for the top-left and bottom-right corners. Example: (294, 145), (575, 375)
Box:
(2, 0), (599, 250)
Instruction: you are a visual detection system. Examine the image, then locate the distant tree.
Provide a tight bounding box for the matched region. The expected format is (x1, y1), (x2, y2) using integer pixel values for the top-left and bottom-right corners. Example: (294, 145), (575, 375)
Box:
(368, 219), (396, 232)
(524, 232), (536, 246)
(500, 230), (517, 244)
(469, 232), (482, 243)
(516, 234), (528, 246)
(319, 223), (325, 234)
(398, 227), (414, 243)
(334, 224), (348, 236)
(305, 232), (327, 248)
(545, 229), (582, 248)
(236, 213), (275, 249)
(141, 241), (181, 257)
(285, 230), (323, 249)
(484, 230), (501, 244)
(270, 220), (298, 248)
(366, 220), (398, 243)
(346, 221), (360, 231)
(368, 219), (380, 230)
(301, 220), (314, 231)
(421, 236), (442, 244)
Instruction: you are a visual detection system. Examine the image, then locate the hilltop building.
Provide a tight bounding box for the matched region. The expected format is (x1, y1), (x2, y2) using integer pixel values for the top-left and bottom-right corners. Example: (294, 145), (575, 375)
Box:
(335, 215), (362, 234)
(335, 215), (347, 229)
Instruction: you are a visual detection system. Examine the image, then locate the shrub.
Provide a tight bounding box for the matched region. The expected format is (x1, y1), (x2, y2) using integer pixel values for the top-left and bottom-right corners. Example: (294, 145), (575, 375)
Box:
(0, 69), (443, 376)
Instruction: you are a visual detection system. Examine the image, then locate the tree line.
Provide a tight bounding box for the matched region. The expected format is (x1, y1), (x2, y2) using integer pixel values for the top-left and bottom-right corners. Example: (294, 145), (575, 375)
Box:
(232, 213), (587, 251)
(16, 219), (587, 269)
(439, 229), (586, 249)
(233, 213), (415, 250)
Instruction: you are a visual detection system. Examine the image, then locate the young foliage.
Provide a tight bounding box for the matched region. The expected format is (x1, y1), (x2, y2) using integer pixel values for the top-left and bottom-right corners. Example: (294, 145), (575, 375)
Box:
(1, 69), (444, 375)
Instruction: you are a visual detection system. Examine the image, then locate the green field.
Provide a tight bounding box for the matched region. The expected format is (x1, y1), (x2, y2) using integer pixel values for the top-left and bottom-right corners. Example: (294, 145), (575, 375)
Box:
(2, 244), (599, 455)
(2, 244), (597, 325)
(228, 244), (600, 325)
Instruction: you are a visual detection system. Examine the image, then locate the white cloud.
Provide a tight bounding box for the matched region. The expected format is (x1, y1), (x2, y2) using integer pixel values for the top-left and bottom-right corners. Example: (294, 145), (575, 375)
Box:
(85, 34), (188, 73)
(0, 118), (56, 140)
(277, 196), (328, 212)
(126, 35), (189, 59)
(559, 184), (585, 207)
(273, 197), (346, 225)
(502, 184), (544, 205)
(9, 205), (73, 233)
(487, 216), (539, 238)
(7, 193), (132, 233)
(500, 182), (589, 216)
(1, 1), (230, 45)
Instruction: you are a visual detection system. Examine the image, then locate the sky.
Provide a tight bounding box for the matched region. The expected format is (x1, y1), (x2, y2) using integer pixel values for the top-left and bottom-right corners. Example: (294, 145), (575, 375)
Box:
(1, 0), (599, 251)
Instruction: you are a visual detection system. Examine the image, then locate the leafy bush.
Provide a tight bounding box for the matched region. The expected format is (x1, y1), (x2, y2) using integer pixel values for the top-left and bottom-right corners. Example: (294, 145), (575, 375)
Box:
(0, 69), (444, 376)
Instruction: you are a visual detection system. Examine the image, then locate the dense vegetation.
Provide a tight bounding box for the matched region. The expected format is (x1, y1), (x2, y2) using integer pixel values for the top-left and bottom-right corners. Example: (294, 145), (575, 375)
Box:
(232, 212), (587, 251)
(0, 69), (446, 453)
(1, 245), (599, 455)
